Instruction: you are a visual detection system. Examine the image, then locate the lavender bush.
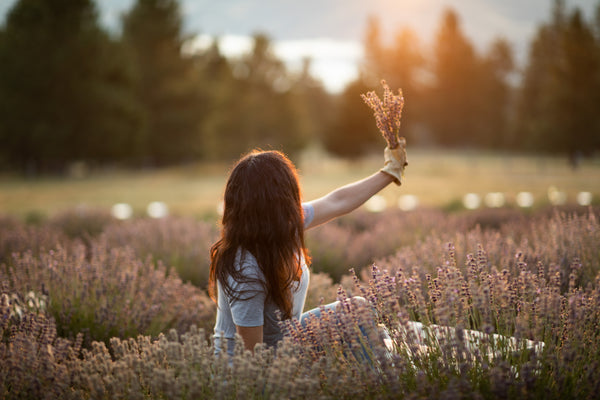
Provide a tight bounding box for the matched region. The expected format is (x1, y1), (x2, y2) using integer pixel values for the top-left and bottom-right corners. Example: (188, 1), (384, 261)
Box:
(378, 208), (600, 293)
(5, 253), (595, 400)
(0, 295), (82, 400)
(48, 207), (114, 240)
(0, 217), (67, 264)
(102, 216), (219, 288)
(0, 205), (598, 399)
(307, 208), (485, 281)
(1, 240), (215, 348)
(303, 271), (340, 310)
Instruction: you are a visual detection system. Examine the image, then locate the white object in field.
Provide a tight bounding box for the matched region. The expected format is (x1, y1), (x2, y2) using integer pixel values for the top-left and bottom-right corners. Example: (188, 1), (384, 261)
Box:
(516, 192), (534, 208)
(548, 186), (567, 205)
(398, 194), (419, 211)
(577, 191), (592, 206)
(463, 193), (481, 210)
(111, 203), (133, 220)
(393, 321), (544, 363)
(484, 192), (505, 208)
(365, 195), (387, 213)
(147, 201), (169, 218)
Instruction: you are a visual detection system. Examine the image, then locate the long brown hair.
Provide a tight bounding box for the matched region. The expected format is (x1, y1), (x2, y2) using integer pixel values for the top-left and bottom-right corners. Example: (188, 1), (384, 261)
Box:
(209, 150), (310, 320)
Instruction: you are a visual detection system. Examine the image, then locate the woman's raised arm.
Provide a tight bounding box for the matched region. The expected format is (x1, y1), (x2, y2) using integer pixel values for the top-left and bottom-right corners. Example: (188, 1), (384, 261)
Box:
(304, 171), (392, 229)
(304, 145), (406, 230)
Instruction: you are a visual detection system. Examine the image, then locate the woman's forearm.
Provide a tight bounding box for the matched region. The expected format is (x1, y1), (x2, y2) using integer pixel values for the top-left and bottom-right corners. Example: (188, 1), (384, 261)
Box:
(306, 171), (394, 228)
(327, 171), (393, 214)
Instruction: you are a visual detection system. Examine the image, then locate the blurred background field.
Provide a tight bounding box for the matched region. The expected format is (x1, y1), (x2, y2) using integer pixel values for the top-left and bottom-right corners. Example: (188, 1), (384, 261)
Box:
(1, 148), (597, 220)
(1, 0), (599, 188)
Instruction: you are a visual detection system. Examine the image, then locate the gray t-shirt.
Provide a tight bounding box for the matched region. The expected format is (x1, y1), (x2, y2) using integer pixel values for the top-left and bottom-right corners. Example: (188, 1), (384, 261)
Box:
(213, 203), (314, 355)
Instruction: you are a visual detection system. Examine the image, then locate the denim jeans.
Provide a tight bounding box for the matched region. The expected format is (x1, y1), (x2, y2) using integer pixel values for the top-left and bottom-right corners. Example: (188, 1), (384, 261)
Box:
(299, 297), (392, 363)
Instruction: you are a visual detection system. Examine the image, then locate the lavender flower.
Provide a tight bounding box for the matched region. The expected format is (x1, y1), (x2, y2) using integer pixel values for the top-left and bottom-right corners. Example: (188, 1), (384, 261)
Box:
(361, 80), (405, 149)
(1, 206), (600, 399)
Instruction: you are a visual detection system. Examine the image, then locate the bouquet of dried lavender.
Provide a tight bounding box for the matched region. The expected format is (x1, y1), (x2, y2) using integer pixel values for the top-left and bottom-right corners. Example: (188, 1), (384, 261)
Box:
(361, 80), (404, 149)
(361, 80), (407, 185)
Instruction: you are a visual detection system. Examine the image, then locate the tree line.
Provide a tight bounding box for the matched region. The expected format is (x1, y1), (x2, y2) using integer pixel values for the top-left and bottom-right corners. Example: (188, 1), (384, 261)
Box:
(0, 0), (598, 174)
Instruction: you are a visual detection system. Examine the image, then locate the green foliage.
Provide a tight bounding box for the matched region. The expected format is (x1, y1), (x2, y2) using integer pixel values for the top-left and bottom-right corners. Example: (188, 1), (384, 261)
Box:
(287, 60), (335, 158)
(1, 1), (599, 172)
(475, 39), (515, 148)
(515, 1), (600, 155)
(202, 34), (316, 161)
(0, 0), (144, 173)
(0, 0), (325, 172)
(429, 9), (480, 146)
(359, 10), (515, 150)
(362, 19), (425, 145)
(322, 80), (380, 157)
(356, 3), (600, 154)
(1, 241), (215, 348)
(122, 0), (204, 165)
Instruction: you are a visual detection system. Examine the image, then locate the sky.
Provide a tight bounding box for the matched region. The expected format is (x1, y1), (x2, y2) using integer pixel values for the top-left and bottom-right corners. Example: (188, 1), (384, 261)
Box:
(1, 0), (598, 92)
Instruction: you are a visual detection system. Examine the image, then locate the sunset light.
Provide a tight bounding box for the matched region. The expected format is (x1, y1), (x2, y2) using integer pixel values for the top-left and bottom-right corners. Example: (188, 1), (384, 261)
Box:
(1, 1), (598, 397)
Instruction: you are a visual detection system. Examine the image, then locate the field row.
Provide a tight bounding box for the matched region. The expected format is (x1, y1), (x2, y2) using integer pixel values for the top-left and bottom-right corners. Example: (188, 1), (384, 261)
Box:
(2, 206), (599, 399)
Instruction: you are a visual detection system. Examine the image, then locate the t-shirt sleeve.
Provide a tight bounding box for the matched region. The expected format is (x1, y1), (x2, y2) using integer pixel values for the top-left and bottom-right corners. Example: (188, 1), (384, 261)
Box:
(302, 203), (314, 229)
(228, 254), (266, 327)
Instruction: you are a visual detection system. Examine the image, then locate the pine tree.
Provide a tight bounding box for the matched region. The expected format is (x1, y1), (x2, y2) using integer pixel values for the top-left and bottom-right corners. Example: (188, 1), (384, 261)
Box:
(0, 0), (143, 173)
(363, 17), (424, 144)
(476, 39), (515, 148)
(122, 0), (203, 165)
(428, 8), (480, 146)
(205, 33), (310, 160)
(555, 9), (600, 156)
(516, 1), (600, 156)
(195, 38), (237, 160)
(322, 79), (380, 158)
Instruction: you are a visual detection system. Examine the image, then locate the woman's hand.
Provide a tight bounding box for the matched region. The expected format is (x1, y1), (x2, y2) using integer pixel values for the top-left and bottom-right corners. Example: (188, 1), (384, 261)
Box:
(304, 140), (407, 229)
(380, 138), (407, 185)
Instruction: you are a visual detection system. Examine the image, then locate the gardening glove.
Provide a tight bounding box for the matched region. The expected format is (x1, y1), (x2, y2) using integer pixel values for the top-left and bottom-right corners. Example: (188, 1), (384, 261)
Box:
(381, 137), (407, 186)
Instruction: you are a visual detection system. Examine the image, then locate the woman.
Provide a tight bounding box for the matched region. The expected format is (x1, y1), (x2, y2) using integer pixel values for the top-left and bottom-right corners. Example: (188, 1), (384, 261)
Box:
(209, 144), (407, 355)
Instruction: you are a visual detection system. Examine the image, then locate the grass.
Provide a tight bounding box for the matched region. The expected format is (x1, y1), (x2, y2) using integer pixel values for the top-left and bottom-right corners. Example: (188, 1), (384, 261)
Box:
(0, 148), (598, 219)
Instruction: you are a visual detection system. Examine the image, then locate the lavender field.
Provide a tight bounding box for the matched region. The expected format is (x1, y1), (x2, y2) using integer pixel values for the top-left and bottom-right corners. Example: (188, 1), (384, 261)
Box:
(1, 205), (599, 399)
(2, 0), (600, 397)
